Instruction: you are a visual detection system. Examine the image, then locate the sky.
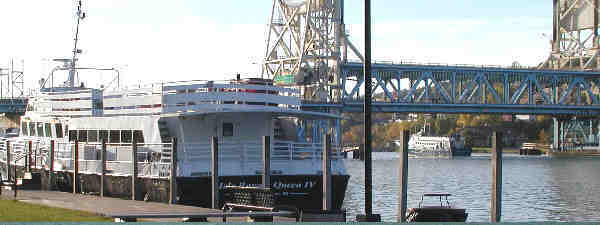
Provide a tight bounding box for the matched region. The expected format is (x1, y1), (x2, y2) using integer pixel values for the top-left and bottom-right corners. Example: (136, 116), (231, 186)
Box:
(0, 0), (552, 92)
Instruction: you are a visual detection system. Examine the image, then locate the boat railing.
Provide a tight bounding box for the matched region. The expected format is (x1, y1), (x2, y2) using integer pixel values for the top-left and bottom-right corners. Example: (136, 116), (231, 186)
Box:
(0, 140), (174, 179)
(37, 80), (304, 117)
(0, 138), (341, 179)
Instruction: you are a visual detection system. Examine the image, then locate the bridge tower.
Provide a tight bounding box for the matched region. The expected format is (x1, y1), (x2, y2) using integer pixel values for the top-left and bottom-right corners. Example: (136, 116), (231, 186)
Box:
(263, 0), (362, 102)
(538, 1), (600, 151)
(262, 0), (361, 144)
(541, 0), (600, 70)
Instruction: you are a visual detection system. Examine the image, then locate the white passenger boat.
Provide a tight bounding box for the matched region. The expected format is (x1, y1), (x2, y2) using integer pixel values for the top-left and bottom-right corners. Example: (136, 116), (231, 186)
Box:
(0, 0), (348, 211)
(393, 124), (471, 157)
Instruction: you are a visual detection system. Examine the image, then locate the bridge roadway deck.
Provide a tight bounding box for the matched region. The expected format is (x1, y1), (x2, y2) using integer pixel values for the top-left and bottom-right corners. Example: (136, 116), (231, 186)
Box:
(1, 190), (295, 222)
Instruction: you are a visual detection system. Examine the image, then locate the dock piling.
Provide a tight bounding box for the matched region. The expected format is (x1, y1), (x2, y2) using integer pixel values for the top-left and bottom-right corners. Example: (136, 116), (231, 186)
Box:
(73, 140), (80, 194)
(27, 141), (32, 172)
(101, 139), (106, 197)
(322, 134), (332, 211)
(211, 136), (219, 209)
(491, 132), (503, 222)
(397, 130), (409, 222)
(169, 138), (178, 204)
(131, 139), (138, 200)
(6, 140), (11, 183)
(49, 140), (55, 190)
(262, 136), (271, 188)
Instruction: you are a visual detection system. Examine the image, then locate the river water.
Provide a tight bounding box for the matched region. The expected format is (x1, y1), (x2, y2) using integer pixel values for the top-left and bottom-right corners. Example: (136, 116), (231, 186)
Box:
(343, 152), (600, 222)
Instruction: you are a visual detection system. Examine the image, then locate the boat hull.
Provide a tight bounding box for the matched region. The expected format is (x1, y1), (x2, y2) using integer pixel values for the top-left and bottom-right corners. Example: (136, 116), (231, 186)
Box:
(4, 165), (349, 211)
(407, 207), (468, 222)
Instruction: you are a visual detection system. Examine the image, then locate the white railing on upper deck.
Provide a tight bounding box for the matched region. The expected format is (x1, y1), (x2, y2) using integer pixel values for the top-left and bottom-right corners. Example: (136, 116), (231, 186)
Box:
(102, 80), (302, 116)
(0, 138), (342, 179)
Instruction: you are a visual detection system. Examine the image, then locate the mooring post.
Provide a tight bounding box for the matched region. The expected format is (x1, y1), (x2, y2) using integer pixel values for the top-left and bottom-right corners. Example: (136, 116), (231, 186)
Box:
(491, 132), (503, 222)
(322, 134), (332, 211)
(27, 140), (32, 172)
(101, 139), (106, 197)
(13, 159), (17, 198)
(169, 138), (178, 204)
(397, 130), (409, 222)
(131, 139), (138, 201)
(73, 140), (80, 194)
(262, 136), (271, 188)
(31, 141), (36, 169)
(49, 140), (55, 190)
(211, 136), (219, 209)
(6, 140), (11, 183)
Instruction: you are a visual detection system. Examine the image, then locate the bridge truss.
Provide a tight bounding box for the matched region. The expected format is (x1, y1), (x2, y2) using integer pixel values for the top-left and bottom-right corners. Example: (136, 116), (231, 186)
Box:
(333, 62), (600, 115)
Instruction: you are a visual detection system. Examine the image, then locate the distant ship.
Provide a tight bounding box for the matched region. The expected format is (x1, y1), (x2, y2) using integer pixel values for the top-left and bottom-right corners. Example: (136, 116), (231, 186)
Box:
(393, 124), (471, 157)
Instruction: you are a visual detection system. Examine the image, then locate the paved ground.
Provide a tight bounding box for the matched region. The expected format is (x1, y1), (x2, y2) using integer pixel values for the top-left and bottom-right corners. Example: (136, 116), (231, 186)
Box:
(1, 189), (295, 222)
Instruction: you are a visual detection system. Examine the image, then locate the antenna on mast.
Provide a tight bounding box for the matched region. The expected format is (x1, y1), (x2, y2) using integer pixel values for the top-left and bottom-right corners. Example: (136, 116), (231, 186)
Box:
(69, 0), (86, 87)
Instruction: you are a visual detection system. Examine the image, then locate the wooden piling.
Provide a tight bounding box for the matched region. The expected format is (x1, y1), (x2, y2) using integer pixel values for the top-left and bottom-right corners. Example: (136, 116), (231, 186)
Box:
(6, 140), (11, 182)
(262, 136), (271, 188)
(101, 139), (106, 197)
(73, 141), (79, 194)
(49, 140), (55, 190)
(491, 132), (502, 222)
(322, 134), (332, 211)
(131, 140), (138, 201)
(27, 140), (32, 172)
(211, 136), (219, 209)
(397, 130), (409, 222)
(169, 138), (178, 204)
(31, 141), (36, 169)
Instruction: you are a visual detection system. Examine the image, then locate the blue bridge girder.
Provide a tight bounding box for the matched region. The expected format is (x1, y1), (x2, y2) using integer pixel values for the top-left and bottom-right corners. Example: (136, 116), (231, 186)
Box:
(0, 98), (27, 114)
(325, 62), (600, 115)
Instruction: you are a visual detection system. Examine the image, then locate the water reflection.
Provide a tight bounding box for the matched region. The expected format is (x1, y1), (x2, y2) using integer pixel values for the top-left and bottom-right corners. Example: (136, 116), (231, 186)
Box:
(343, 152), (600, 222)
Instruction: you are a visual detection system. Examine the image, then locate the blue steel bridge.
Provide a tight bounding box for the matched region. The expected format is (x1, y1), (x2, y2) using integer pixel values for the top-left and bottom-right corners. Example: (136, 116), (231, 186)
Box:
(0, 98), (27, 114)
(302, 62), (600, 116)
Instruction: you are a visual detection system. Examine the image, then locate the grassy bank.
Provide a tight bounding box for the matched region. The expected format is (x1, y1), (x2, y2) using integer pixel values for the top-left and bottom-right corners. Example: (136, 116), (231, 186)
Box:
(0, 199), (110, 221)
(471, 147), (520, 153)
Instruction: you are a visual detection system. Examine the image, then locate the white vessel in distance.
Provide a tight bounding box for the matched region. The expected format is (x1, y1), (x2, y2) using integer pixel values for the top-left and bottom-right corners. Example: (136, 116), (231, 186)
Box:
(394, 122), (471, 157)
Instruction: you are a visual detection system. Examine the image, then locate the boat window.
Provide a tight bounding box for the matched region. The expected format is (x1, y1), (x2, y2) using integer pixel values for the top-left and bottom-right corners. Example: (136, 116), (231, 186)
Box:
(44, 123), (52, 137)
(121, 130), (132, 143)
(69, 130), (77, 142)
(99, 130), (108, 142)
(109, 130), (120, 143)
(223, 122), (234, 137)
(36, 123), (44, 137)
(29, 123), (35, 137)
(88, 130), (98, 142)
(133, 130), (144, 143)
(78, 130), (88, 142)
(22, 122), (28, 136)
(55, 124), (64, 138)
